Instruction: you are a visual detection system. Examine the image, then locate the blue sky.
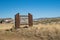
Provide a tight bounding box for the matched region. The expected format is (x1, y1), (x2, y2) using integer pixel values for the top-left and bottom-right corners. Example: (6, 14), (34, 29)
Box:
(0, 0), (60, 19)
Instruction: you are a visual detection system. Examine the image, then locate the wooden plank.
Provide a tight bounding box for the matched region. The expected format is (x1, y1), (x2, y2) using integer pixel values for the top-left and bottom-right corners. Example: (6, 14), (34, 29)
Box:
(15, 13), (20, 29)
(28, 13), (33, 26)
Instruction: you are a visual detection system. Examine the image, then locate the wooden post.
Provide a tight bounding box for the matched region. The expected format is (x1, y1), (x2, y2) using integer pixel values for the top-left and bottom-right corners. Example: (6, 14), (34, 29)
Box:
(15, 13), (20, 29)
(28, 13), (33, 26)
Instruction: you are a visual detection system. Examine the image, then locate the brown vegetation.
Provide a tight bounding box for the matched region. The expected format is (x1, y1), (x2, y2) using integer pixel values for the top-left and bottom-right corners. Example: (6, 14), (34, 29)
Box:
(0, 23), (60, 40)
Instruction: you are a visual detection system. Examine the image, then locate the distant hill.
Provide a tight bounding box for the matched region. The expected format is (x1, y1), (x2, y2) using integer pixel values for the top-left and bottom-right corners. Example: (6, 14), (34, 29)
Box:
(0, 17), (60, 24)
(33, 17), (60, 24)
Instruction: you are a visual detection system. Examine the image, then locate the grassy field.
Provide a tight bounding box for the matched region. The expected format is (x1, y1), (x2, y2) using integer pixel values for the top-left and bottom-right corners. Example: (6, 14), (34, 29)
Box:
(0, 23), (60, 40)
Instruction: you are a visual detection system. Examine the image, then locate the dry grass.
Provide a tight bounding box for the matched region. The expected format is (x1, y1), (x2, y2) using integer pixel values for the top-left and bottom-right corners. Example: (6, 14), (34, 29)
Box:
(0, 23), (60, 40)
(0, 23), (14, 30)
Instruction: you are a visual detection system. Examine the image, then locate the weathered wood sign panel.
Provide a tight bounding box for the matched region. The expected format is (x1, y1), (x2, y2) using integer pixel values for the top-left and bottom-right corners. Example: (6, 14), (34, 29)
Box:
(15, 13), (33, 29)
